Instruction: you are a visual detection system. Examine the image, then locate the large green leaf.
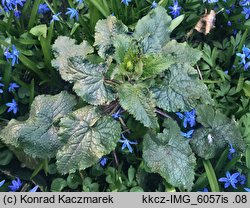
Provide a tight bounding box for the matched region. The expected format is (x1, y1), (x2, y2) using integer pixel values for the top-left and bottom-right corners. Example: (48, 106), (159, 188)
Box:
(190, 105), (246, 159)
(162, 40), (202, 66)
(151, 63), (212, 112)
(56, 106), (121, 174)
(56, 56), (115, 105)
(117, 83), (158, 129)
(94, 16), (128, 59)
(143, 120), (196, 191)
(141, 54), (174, 79)
(52, 36), (93, 71)
(134, 6), (172, 53)
(0, 92), (76, 159)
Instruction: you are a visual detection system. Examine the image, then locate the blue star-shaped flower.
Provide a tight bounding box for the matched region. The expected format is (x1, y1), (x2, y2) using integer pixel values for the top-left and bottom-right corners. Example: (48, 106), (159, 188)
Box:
(99, 157), (108, 167)
(206, 0), (218, 3)
(240, 0), (250, 6)
(244, 187), (250, 192)
(119, 134), (137, 153)
(237, 174), (246, 185)
(8, 178), (22, 192)
(176, 109), (196, 128)
(218, 171), (240, 189)
(242, 45), (250, 58)
(50, 12), (61, 24)
(0, 180), (5, 187)
(242, 7), (250, 19)
(38, 3), (50, 14)
(0, 78), (4, 94)
(29, 185), (39, 192)
(236, 52), (246, 65)
(76, 0), (84, 6)
(228, 143), (236, 160)
(6, 99), (18, 114)
(198, 187), (209, 192)
(181, 129), (194, 139)
(8, 82), (19, 92)
(168, 0), (181, 18)
(121, 0), (132, 6)
(4, 45), (20, 66)
(66, 8), (79, 21)
(111, 108), (123, 119)
(151, 1), (158, 9)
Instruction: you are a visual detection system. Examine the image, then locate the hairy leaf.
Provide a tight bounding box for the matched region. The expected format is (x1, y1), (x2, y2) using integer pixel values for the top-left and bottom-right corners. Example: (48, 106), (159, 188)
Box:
(118, 83), (158, 129)
(151, 63), (212, 112)
(52, 36), (93, 71)
(0, 92), (76, 159)
(143, 120), (196, 191)
(190, 105), (246, 159)
(113, 34), (132, 63)
(56, 106), (121, 174)
(141, 54), (174, 79)
(162, 40), (202, 66)
(134, 6), (172, 53)
(57, 56), (115, 105)
(94, 16), (128, 59)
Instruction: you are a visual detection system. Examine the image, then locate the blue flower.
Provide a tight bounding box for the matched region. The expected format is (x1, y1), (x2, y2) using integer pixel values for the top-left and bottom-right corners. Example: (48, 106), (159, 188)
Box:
(0, 180), (5, 187)
(119, 134), (137, 153)
(8, 82), (19, 92)
(50, 12), (61, 24)
(8, 178), (22, 192)
(66, 8), (79, 21)
(6, 99), (18, 114)
(237, 52), (246, 65)
(242, 7), (250, 19)
(242, 45), (250, 58)
(237, 174), (246, 185)
(112, 108), (122, 119)
(151, 1), (158, 9)
(207, 0), (218, 3)
(29, 185), (39, 192)
(218, 171), (240, 189)
(228, 143), (236, 160)
(15, 0), (26, 7)
(168, 0), (181, 18)
(2, 0), (26, 12)
(181, 129), (194, 139)
(227, 21), (232, 26)
(244, 187), (250, 192)
(121, 0), (132, 6)
(244, 61), (250, 70)
(198, 187), (209, 192)
(14, 10), (21, 18)
(76, 0), (84, 6)
(4, 45), (20, 66)
(240, 0), (250, 6)
(0, 77), (4, 94)
(99, 157), (108, 167)
(236, 45), (250, 70)
(38, 3), (50, 14)
(176, 109), (196, 128)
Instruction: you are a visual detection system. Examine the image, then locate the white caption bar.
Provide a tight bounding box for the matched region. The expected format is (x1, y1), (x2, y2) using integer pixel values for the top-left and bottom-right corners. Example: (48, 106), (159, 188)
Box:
(0, 193), (249, 208)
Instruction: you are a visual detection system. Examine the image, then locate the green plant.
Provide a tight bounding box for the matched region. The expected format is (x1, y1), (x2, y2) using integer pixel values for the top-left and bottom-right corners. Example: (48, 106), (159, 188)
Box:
(0, 6), (246, 191)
